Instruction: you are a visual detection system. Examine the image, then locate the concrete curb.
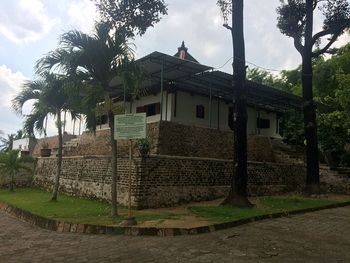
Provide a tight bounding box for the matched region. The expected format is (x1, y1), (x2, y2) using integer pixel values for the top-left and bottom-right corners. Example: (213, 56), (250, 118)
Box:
(1, 201), (350, 237)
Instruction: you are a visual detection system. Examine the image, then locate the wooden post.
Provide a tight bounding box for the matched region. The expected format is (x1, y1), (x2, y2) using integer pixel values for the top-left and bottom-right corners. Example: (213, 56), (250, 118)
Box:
(73, 119), (76, 135)
(209, 85), (212, 128)
(121, 138), (137, 226)
(78, 116), (82, 135)
(160, 63), (164, 121)
(128, 139), (132, 218)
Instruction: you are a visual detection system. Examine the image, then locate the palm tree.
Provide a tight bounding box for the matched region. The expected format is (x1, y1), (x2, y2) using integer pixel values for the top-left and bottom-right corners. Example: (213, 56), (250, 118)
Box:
(0, 130), (28, 153)
(36, 22), (136, 216)
(0, 150), (33, 191)
(12, 72), (79, 201)
(0, 134), (15, 152)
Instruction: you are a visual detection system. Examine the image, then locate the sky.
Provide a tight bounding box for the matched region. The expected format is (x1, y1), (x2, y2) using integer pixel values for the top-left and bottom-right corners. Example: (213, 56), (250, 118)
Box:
(0, 0), (349, 137)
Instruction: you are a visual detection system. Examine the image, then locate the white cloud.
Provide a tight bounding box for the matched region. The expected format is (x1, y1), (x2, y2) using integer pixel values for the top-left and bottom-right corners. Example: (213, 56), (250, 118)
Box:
(0, 0), (59, 44)
(134, 0), (349, 74)
(0, 65), (28, 134)
(67, 0), (98, 33)
(0, 65), (27, 107)
(333, 33), (350, 49)
(0, 65), (85, 137)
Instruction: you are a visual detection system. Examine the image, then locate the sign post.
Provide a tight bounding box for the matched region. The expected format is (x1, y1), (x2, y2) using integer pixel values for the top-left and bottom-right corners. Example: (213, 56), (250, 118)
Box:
(115, 113), (146, 226)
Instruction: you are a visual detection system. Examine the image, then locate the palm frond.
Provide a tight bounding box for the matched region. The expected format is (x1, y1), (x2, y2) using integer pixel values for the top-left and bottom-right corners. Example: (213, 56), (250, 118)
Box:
(12, 80), (44, 115)
(23, 107), (48, 136)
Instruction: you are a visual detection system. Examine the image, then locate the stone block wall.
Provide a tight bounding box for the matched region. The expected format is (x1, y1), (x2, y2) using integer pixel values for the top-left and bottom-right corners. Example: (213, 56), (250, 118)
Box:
(64, 122), (160, 157)
(157, 121), (275, 161)
(32, 134), (77, 157)
(33, 156), (139, 206)
(33, 155), (308, 209)
(62, 121), (276, 162)
(0, 163), (34, 188)
(135, 156), (305, 208)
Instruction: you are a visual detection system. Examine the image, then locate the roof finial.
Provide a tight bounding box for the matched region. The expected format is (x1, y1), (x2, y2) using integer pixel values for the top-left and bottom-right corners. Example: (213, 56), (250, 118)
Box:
(178, 41), (188, 52)
(174, 41), (198, 63)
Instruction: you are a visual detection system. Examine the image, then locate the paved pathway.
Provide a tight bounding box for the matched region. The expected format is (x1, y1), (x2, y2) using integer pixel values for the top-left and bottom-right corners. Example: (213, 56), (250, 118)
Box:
(1, 207), (350, 263)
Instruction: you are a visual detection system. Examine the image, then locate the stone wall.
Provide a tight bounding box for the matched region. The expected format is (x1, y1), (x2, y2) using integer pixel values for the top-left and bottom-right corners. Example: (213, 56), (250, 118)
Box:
(62, 121), (276, 162)
(33, 155), (308, 209)
(33, 156), (139, 206)
(319, 166), (350, 194)
(64, 123), (160, 157)
(135, 156), (305, 208)
(0, 163), (34, 188)
(157, 121), (275, 161)
(32, 134), (77, 157)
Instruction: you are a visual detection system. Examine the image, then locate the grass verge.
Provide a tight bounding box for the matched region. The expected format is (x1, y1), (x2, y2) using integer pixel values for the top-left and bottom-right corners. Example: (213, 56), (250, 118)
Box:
(190, 196), (341, 223)
(0, 188), (348, 227)
(0, 188), (178, 226)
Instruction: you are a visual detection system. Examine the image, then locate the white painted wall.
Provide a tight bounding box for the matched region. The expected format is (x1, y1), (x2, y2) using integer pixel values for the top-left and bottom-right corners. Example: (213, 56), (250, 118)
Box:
(247, 107), (257, 135)
(257, 110), (281, 138)
(12, 138), (30, 151)
(102, 90), (281, 138)
(170, 91), (280, 138)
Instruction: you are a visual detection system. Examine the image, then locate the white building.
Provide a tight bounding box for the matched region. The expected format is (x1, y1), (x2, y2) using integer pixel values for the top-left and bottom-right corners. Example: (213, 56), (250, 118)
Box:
(12, 138), (36, 155)
(98, 42), (302, 139)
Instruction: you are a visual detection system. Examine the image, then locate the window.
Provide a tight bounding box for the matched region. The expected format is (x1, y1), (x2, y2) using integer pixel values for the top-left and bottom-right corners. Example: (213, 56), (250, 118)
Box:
(96, 115), (108, 126)
(257, 118), (270, 129)
(196, 105), (205, 119)
(136, 103), (160, 117)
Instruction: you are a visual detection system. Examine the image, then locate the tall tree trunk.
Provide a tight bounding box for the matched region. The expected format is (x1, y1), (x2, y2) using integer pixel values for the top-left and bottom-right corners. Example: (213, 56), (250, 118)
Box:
(302, 0), (320, 194)
(222, 0), (252, 207)
(51, 110), (63, 201)
(109, 110), (118, 216)
(10, 171), (14, 192)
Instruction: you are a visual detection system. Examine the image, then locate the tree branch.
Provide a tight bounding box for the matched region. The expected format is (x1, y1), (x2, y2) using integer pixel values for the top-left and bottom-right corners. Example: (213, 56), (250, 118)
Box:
(311, 28), (334, 46)
(313, 0), (326, 10)
(312, 33), (339, 57)
(223, 23), (232, 31)
(293, 35), (304, 55)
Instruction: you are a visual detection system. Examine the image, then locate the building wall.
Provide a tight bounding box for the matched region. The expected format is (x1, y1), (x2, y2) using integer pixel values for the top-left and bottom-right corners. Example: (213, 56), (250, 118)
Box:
(157, 121), (276, 162)
(33, 156), (136, 206)
(12, 138), (30, 151)
(120, 90), (281, 138)
(130, 93), (170, 123)
(12, 138), (36, 154)
(65, 123), (160, 157)
(32, 134), (77, 157)
(136, 157), (307, 208)
(33, 155), (350, 209)
(65, 121), (276, 162)
(0, 163), (34, 188)
(33, 155), (307, 209)
(257, 110), (279, 137)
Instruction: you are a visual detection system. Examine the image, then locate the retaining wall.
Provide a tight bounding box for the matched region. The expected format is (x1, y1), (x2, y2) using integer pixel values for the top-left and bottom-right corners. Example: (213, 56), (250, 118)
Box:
(33, 155), (308, 209)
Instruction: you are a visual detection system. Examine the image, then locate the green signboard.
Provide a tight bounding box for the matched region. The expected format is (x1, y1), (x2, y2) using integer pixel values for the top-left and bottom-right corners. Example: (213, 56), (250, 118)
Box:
(114, 113), (146, 140)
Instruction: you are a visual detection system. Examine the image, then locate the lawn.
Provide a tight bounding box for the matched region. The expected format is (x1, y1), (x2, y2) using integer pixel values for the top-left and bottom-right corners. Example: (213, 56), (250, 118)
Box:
(0, 188), (178, 226)
(190, 196), (341, 223)
(0, 188), (348, 227)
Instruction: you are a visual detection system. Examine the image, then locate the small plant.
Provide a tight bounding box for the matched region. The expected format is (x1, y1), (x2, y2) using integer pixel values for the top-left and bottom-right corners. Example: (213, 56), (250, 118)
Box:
(0, 150), (33, 191)
(138, 138), (150, 157)
(40, 141), (51, 157)
(41, 141), (49, 149)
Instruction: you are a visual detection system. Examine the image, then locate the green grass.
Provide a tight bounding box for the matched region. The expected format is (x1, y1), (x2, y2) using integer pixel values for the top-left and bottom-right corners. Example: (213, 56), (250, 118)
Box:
(0, 188), (178, 226)
(190, 196), (340, 223)
(0, 188), (347, 227)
